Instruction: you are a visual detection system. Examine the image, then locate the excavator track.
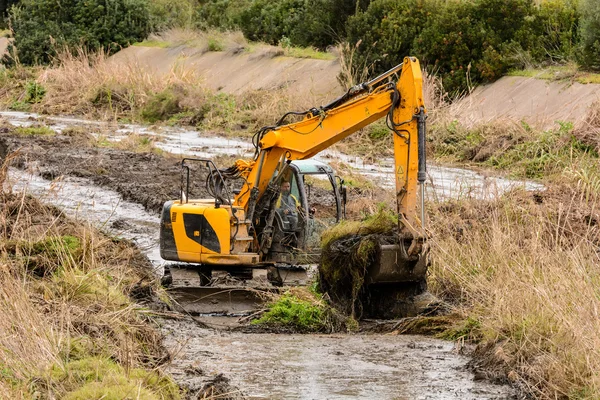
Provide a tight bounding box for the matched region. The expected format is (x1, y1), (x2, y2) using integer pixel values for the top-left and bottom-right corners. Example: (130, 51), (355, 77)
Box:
(162, 263), (314, 317)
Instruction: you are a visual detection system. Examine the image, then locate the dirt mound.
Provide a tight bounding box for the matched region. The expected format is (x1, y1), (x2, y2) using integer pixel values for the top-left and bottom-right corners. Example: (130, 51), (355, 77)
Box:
(456, 75), (600, 128)
(113, 44), (342, 102)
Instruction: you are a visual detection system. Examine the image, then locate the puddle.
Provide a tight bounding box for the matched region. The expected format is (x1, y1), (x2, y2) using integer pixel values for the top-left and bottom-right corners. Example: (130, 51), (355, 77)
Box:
(0, 110), (543, 200)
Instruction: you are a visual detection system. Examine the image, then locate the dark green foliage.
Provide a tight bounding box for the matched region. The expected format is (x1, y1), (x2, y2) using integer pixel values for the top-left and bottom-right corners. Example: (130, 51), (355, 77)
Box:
(194, 0), (250, 30)
(534, 0), (579, 63)
(238, 0), (363, 49)
(0, 0), (18, 20)
(346, 0), (432, 78)
(149, 0), (195, 31)
(579, 0), (600, 68)
(346, 0), (583, 93)
(6, 0), (152, 65)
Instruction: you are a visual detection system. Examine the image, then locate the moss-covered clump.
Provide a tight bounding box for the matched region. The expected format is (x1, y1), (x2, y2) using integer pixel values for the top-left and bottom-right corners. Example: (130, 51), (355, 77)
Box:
(252, 293), (328, 332)
(50, 357), (179, 400)
(252, 288), (349, 333)
(319, 207), (397, 317)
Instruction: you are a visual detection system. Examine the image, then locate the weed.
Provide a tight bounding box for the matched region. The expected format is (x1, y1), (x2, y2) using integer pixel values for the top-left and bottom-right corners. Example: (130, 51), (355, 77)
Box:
(207, 37), (224, 52)
(252, 293), (328, 332)
(140, 89), (182, 123)
(24, 81), (46, 104)
(14, 125), (55, 136)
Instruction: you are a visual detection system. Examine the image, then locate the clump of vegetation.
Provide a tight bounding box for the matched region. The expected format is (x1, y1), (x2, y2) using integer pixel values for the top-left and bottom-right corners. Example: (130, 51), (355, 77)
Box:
(252, 288), (349, 333)
(430, 118), (599, 180)
(579, 0), (600, 68)
(319, 207), (397, 317)
(14, 125), (55, 136)
(253, 292), (327, 332)
(140, 89), (183, 123)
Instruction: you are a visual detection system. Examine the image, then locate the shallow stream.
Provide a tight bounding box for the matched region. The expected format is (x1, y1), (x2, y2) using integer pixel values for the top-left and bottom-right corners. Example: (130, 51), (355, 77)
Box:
(3, 111), (521, 399)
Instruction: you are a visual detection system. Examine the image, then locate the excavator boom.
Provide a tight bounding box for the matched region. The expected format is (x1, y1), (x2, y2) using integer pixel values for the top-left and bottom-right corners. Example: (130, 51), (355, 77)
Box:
(159, 57), (429, 318)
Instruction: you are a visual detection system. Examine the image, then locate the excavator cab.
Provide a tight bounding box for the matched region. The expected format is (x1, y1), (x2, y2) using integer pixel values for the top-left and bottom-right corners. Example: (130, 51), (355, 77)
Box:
(263, 160), (344, 264)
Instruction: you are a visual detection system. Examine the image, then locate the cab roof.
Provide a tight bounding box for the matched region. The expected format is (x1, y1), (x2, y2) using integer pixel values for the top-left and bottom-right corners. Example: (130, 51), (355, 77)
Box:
(291, 160), (334, 175)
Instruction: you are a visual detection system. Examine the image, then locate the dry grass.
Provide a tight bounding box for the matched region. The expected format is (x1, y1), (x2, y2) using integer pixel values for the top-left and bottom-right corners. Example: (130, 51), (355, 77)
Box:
(0, 166), (179, 398)
(428, 187), (600, 398)
(35, 47), (205, 121)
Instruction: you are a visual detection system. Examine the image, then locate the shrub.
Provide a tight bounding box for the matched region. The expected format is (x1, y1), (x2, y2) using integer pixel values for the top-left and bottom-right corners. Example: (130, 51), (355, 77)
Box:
(578, 0), (600, 68)
(6, 0), (152, 65)
(238, 0), (360, 49)
(347, 0), (541, 94)
(148, 0), (195, 31)
(193, 0), (251, 31)
(346, 0), (432, 77)
(534, 0), (579, 63)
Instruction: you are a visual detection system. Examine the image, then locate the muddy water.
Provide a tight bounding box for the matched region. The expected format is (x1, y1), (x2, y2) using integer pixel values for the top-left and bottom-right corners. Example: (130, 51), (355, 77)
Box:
(4, 111), (518, 398)
(7, 168), (164, 268)
(0, 111), (543, 199)
(165, 320), (515, 399)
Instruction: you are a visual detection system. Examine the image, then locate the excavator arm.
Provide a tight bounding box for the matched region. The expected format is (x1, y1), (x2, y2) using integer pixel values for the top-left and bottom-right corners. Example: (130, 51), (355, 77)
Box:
(234, 57), (427, 240)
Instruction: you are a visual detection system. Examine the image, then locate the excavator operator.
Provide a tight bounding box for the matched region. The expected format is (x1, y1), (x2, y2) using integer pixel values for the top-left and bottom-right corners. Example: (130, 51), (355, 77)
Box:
(276, 181), (300, 230)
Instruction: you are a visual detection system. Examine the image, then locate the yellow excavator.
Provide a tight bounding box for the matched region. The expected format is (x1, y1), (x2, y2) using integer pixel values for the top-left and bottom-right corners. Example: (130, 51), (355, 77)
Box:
(159, 57), (429, 317)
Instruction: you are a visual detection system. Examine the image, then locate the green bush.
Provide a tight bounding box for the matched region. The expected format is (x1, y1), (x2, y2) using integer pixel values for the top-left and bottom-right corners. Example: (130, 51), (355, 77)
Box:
(347, 0), (543, 94)
(6, 0), (152, 65)
(238, 0), (360, 49)
(534, 0), (579, 63)
(579, 0), (600, 68)
(346, 0), (432, 77)
(194, 0), (250, 30)
(149, 0), (195, 31)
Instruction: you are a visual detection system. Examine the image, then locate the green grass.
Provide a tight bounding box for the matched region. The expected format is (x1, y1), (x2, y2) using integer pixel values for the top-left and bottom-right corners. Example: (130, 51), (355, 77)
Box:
(508, 65), (600, 84)
(283, 46), (335, 60)
(133, 40), (170, 48)
(252, 293), (328, 332)
(14, 125), (55, 136)
(50, 357), (180, 400)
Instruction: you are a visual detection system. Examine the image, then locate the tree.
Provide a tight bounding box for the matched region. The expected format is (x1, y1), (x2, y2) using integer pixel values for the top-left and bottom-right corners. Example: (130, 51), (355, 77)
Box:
(579, 0), (600, 68)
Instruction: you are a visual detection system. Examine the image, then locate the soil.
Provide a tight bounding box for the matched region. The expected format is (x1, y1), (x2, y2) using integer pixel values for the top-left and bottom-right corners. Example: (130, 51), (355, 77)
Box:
(0, 130), (208, 215)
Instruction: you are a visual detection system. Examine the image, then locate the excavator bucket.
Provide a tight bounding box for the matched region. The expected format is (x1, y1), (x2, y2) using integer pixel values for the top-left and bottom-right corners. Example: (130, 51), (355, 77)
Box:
(365, 243), (429, 285)
(363, 243), (431, 319)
